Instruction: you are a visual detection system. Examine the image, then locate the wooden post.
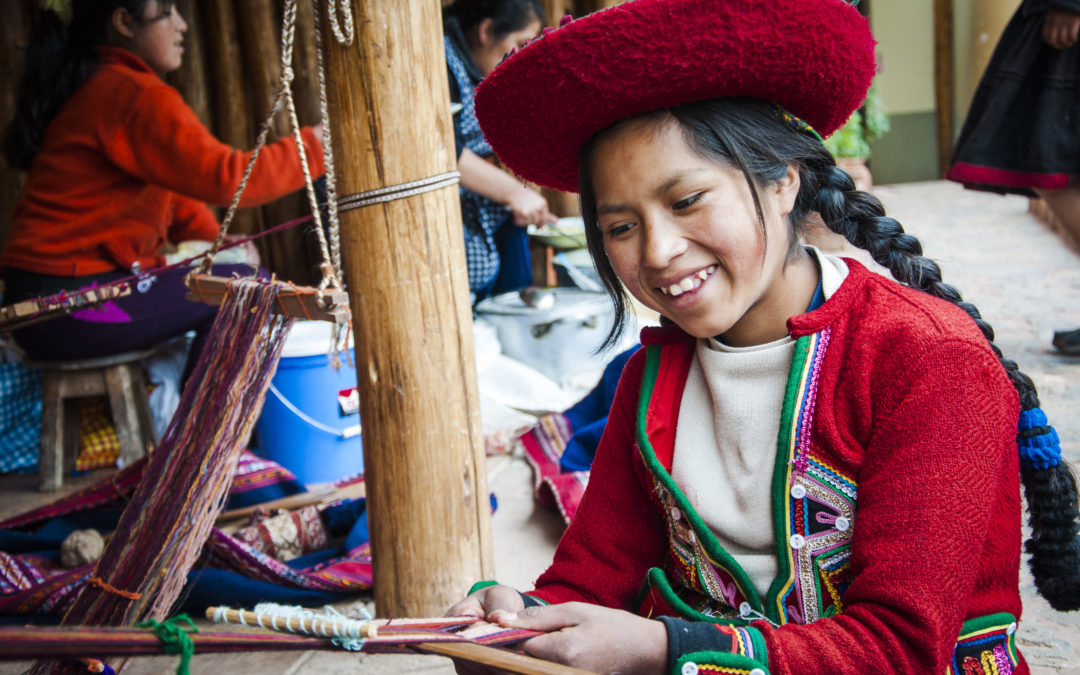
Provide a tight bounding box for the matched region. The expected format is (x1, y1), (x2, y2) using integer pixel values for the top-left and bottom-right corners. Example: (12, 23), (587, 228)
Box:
(202, 0), (263, 238)
(0, 0), (32, 251)
(166, 0), (212, 130)
(933, 0), (954, 177)
(322, 1), (493, 617)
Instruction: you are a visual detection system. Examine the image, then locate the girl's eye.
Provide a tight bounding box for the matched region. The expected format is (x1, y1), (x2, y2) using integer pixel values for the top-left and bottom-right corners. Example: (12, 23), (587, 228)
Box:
(604, 222), (634, 238)
(673, 193), (703, 210)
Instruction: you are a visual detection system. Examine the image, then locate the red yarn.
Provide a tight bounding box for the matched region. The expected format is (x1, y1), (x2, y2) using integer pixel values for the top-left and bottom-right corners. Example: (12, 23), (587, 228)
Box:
(475, 0), (877, 193)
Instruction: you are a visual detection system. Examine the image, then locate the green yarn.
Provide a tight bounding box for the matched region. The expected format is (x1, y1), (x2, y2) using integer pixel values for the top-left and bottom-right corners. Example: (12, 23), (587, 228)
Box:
(136, 614), (200, 675)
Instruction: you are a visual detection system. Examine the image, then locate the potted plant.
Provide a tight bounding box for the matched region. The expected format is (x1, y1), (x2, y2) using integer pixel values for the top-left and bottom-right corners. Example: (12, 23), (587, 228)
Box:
(824, 82), (889, 191)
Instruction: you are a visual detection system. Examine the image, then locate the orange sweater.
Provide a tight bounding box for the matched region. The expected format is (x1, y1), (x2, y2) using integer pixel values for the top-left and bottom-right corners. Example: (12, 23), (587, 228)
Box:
(1, 47), (326, 276)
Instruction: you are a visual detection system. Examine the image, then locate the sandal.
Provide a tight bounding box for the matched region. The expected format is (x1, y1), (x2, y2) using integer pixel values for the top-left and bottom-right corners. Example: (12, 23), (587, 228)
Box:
(1051, 328), (1080, 356)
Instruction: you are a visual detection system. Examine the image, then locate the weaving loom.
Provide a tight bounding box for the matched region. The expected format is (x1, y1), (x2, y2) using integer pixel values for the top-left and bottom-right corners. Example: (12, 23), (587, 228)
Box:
(8, 0), (515, 672)
(0, 613), (593, 675)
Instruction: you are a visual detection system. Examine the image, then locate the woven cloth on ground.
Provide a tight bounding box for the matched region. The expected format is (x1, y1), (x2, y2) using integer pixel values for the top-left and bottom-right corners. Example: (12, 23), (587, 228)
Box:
(0, 451), (371, 620)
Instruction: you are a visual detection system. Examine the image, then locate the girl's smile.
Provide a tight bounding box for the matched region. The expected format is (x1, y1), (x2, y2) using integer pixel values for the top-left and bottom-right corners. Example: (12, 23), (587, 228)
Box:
(590, 116), (817, 346)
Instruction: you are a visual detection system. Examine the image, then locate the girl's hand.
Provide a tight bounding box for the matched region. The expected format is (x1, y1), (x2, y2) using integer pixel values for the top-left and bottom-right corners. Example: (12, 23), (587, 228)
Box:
(445, 585), (527, 675)
(507, 186), (557, 228)
(1043, 8), (1080, 50)
(444, 583), (525, 620)
(494, 602), (667, 675)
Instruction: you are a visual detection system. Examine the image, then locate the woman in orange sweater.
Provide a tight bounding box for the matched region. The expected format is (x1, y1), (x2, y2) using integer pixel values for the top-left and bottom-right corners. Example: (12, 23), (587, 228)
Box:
(1, 0), (324, 378)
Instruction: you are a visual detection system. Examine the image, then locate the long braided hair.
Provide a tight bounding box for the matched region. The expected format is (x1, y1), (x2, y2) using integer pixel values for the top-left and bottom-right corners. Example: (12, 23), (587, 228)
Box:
(578, 97), (1080, 612)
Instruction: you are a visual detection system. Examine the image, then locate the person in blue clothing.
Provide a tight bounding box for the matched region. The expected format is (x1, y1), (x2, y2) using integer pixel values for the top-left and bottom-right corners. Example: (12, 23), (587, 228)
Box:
(442, 0), (556, 303)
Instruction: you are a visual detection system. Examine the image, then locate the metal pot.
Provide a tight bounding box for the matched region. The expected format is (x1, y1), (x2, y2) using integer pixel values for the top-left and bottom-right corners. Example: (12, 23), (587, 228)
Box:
(474, 289), (616, 385)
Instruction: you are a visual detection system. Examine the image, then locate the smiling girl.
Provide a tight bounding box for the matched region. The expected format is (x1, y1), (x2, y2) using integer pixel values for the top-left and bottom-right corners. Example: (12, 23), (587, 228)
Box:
(2, 1), (324, 379)
(446, 1), (1080, 673)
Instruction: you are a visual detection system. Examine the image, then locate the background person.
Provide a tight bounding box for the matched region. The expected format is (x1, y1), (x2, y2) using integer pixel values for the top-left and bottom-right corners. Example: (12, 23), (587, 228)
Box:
(442, 0), (556, 303)
(1, 0), (325, 381)
(947, 0), (1080, 354)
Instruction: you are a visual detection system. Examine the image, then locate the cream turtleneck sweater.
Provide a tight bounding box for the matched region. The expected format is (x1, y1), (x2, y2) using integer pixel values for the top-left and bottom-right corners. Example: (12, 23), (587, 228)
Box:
(670, 247), (848, 598)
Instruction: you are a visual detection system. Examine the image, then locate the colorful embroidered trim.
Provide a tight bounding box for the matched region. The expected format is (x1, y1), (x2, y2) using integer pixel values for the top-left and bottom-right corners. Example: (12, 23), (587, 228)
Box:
(676, 649), (770, 675)
(769, 329), (858, 627)
(946, 613), (1020, 675)
(636, 345), (762, 613)
(1017, 407), (1061, 470)
(771, 104), (824, 143)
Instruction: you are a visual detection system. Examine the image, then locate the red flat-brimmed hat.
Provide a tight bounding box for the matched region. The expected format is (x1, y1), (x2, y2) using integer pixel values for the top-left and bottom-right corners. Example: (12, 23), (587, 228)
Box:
(474, 0), (876, 193)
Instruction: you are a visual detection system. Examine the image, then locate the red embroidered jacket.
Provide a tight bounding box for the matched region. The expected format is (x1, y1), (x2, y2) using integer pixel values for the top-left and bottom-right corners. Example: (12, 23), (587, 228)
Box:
(1, 47), (325, 277)
(528, 260), (1026, 674)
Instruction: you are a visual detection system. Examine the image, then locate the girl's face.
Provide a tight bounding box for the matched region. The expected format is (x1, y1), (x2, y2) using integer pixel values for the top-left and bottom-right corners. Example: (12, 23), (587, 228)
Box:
(471, 18), (542, 77)
(119, 2), (187, 75)
(591, 117), (814, 346)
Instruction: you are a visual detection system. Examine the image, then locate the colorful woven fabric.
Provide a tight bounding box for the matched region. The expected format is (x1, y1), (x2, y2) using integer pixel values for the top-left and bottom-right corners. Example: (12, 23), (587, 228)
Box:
(75, 397), (120, 472)
(233, 506), (330, 562)
(519, 413), (589, 525)
(226, 452), (306, 511)
(0, 360), (42, 474)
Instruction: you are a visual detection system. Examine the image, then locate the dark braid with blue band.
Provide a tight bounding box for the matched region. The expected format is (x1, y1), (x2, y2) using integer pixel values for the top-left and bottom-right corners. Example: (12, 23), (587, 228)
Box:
(1018, 408), (1062, 470)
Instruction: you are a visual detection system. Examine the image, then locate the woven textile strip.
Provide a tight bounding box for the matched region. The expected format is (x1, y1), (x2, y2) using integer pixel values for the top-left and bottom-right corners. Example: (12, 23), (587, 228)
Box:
(31, 279), (293, 674)
(0, 619), (540, 660)
(519, 413), (590, 525)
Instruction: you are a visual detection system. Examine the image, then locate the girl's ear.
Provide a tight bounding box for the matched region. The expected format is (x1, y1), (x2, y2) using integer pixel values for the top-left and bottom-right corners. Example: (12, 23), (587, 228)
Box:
(775, 162), (801, 217)
(111, 7), (137, 40)
(476, 17), (497, 47)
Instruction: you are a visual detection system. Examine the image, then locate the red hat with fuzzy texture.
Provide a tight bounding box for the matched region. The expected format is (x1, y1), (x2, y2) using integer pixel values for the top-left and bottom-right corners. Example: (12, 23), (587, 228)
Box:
(474, 0), (876, 193)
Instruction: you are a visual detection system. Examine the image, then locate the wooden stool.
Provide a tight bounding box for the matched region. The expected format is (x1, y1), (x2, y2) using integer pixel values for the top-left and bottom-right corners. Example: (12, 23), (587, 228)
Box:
(28, 350), (156, 492)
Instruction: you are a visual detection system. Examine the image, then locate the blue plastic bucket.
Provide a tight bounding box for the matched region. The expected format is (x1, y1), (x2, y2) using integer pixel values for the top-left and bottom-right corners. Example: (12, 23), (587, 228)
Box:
(254, 321), (363, 484)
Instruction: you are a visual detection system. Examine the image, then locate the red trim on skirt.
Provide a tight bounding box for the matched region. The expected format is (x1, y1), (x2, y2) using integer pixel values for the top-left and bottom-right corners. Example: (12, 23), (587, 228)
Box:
(947, 162), (1071, 190)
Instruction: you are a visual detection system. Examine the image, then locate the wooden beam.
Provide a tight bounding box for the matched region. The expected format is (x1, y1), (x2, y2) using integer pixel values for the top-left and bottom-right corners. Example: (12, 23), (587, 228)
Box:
(185, 274), (350, 324)
(322, 0), (493, 617)
(934, 0), (955, 177)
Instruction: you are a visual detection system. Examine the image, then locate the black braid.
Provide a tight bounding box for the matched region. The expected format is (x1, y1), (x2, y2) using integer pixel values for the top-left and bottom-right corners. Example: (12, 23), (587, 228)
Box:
(810, 160), (1080, 611)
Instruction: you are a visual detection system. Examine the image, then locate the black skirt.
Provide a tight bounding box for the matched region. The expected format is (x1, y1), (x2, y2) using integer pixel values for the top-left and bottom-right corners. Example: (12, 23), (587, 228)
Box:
(947, 5), (1080, 195)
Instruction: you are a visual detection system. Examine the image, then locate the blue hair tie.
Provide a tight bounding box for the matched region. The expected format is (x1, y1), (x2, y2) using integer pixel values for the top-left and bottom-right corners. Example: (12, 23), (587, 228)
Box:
(1017, 407), (1061, 470)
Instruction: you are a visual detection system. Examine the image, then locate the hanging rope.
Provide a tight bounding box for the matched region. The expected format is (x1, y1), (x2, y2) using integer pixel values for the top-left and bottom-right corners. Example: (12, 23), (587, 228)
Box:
(194, 0), (345, 297)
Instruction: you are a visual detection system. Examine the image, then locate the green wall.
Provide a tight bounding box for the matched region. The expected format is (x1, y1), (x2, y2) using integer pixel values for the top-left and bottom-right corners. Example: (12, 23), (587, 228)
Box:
(868, 111), (940, 185)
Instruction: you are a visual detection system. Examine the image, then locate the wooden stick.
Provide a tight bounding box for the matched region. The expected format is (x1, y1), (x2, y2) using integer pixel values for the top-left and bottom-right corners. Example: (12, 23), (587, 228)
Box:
(0, 283), (134, 332)
(412, 642), (595, 675)
(216, 481), (367, 526)
(215, 489), (337, 524)
(185, 274), (350, 324)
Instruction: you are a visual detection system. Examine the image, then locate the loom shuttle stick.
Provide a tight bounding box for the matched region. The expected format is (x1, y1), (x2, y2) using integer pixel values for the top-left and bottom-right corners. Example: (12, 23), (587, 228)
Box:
(411, 641), (597, 675)
(0, 626), (328, 659)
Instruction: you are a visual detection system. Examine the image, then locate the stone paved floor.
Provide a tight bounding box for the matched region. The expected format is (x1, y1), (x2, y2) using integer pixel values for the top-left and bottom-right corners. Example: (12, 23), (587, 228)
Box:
(1, 181), (1078, 673)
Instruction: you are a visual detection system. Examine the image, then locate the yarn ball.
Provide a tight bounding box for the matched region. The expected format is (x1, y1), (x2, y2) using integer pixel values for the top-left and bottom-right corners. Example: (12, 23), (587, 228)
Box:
(475, 0), (877, 193)
(60, 528), (106, 568)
